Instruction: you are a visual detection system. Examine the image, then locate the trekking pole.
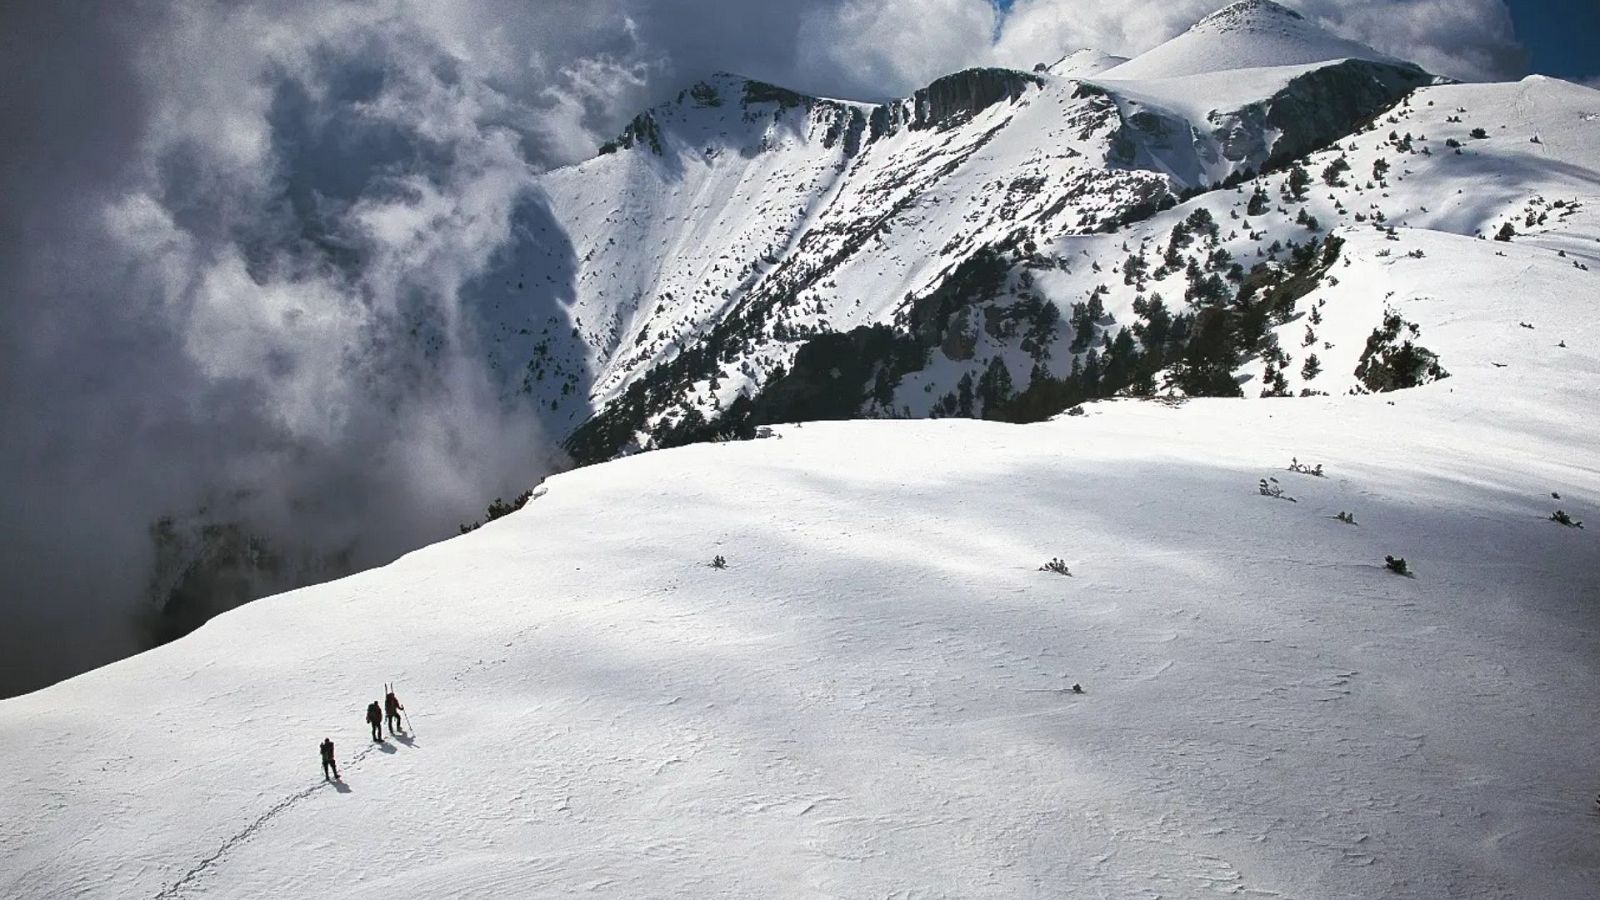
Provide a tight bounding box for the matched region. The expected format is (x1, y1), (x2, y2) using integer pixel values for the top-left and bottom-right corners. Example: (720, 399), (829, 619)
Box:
(390, 680), (415, 735)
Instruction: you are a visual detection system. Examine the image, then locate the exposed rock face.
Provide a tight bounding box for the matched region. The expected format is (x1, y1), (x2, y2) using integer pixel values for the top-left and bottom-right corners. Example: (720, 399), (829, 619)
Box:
(143, 516), (348, 647)
(820, 105), (868, 156)
(598, 112), (663, 156)
(741, 79), (812, 112)
(905, 68), (1044, 131)
(1196, 0), (1306, 31)
(1257, 60), (1436, 168)
(1096, 59), (1433, 184)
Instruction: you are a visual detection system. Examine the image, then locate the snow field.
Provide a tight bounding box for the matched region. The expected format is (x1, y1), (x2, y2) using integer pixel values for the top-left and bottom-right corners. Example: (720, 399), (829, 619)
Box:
(4, 297), (1598, 897)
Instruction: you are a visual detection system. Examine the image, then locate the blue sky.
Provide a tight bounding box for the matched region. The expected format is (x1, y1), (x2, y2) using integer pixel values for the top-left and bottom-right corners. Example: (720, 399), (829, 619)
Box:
(1506, 0), (1600, 82)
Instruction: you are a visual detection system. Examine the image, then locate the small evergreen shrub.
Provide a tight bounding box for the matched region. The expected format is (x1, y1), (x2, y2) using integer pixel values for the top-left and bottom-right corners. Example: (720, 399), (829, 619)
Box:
(1288, 457), (1325, 477)
(710, 554), (728, 569)
(1258, 478), (1296, 502)
(1335, 511), (1357, 525)
(459, 488), (537, 534)
(1384, 555), (1410, 575)
(1039, 557), (1072, 576)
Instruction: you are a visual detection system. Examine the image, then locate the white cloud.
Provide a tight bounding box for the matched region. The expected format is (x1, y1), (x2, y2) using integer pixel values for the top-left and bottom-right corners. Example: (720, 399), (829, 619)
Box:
(797, 0), (997, 98)
(1298, 0), (1524, 82)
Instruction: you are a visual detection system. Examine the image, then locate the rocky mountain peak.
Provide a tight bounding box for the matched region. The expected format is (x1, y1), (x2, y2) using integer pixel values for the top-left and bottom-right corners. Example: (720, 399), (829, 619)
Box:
(1193, 0), (1307, 34)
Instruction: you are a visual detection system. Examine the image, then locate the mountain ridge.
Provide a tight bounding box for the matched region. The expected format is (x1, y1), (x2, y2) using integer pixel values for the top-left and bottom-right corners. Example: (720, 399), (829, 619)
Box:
(534, 43), (1440, 463)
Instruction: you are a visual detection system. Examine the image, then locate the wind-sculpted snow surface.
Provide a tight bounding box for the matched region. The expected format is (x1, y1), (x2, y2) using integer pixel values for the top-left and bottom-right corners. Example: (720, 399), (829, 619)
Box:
(2, 254), (1598, 895)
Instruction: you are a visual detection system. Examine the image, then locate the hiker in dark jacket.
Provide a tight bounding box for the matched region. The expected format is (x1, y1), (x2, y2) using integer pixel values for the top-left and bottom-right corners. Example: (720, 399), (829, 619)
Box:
(320, 738), (339, 780)
(384, 690), (405, 737)
(366, 701), (383, 742)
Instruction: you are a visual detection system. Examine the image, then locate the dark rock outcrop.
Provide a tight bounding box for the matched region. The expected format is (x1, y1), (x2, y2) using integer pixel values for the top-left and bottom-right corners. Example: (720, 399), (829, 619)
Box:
(905, 68), (1044, 131)
(598, 112), (664, 156)
(1257, 59), (1436, 167)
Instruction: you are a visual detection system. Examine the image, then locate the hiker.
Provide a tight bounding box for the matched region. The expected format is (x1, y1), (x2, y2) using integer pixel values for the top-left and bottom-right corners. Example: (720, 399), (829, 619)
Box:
(320, 738), (339, 781)
(384, 689), (405, 737)
(366, 701), (383, 742)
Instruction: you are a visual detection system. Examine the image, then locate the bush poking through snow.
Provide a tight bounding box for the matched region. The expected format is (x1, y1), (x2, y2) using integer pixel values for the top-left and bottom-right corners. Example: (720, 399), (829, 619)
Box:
(709, 554), (728, 569)
(1259, 478), (1297, 502)
(1039, 557), (1072, 576)
(1550, 510), (1584, 529)
(1384, 555), (1410, 576)
(1335, 511), (1358, 525)
(459, 489), (537, 534)
(1288, 457), (1325, 477)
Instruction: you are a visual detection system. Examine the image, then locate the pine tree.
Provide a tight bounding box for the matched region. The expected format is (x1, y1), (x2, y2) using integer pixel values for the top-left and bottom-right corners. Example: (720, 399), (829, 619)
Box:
(1132, 294), (1172, 351)
(1286, 165), (1312, 202)
(1247, 185), (1271, 217)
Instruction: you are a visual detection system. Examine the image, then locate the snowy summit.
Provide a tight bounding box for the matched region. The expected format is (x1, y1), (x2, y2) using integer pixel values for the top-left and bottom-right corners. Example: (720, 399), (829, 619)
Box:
(1102, 0), (1404, 79)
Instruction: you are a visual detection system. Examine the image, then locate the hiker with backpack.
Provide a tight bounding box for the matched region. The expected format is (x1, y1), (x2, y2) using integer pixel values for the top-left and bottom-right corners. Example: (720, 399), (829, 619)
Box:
(320, 738), (340, 780)
(366, 700), (383, 742)
(384, 688), (405, 737)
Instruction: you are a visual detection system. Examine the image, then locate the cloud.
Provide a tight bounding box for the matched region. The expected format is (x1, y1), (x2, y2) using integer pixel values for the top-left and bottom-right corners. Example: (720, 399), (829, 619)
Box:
(1297, 0), (1526, 82)
(0, 1), (571, 694)
(797, 0), (998, 99)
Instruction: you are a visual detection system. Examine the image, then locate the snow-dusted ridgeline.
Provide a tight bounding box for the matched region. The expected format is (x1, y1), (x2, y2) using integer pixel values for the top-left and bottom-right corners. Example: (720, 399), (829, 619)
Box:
(482, 1), (1447, 463)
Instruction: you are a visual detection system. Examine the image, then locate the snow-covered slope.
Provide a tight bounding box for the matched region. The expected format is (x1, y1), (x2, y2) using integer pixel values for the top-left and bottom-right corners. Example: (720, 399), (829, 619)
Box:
(3, 234), (1598, 895)
(1045, 48), (1128, 78)
(1101, 0), (1401, 80)
(973, 74), (1600, 405)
